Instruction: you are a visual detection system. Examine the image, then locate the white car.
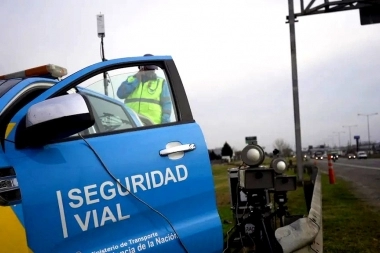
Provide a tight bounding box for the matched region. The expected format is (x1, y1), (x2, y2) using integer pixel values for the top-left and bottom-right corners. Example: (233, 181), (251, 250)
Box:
(357, 151), (368, 159)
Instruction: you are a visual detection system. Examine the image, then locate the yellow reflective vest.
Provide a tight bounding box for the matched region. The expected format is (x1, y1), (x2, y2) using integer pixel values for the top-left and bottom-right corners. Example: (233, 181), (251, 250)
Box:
(124, 76), (164, 124)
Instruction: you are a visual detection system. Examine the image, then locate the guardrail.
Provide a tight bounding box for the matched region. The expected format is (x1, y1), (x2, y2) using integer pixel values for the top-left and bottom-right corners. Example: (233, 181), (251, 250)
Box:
(275, 166), (323, 253)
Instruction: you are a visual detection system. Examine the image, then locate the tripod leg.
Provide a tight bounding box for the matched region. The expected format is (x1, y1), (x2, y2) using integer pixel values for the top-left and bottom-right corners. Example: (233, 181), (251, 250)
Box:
(223, 225), (245, 253)
(258, 217), (284, 253)
(261, 218), (274, 253)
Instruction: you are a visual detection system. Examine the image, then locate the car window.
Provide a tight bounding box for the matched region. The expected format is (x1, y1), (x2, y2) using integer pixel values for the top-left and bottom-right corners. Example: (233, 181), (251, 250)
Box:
(85, 93), (137, 132)
(65, 65), (178, 138)
(78, 66), (177, 127)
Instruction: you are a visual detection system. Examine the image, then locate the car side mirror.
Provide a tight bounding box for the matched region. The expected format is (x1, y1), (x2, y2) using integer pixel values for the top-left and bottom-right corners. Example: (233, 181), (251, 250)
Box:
(16, 93), (95, 148)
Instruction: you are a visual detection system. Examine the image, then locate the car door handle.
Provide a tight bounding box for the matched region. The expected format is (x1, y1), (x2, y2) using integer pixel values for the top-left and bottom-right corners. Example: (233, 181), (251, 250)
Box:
(159, 144), (196, 156)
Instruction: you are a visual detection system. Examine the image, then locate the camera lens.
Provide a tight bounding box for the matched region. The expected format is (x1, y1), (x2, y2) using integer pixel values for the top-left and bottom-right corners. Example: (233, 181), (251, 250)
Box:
(255, 172), (263, 179)
(281, 178), (289, 184)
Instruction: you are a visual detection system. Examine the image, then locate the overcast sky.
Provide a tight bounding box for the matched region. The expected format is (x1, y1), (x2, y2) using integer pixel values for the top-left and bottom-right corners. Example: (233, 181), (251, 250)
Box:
(1, 0), (380, 151)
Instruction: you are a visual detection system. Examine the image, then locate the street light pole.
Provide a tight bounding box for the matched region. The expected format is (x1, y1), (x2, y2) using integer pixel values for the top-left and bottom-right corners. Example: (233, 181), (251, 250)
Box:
(358, 113), (378, 148)
(333, 131), (345, 149)
(343, 125), (358, 148)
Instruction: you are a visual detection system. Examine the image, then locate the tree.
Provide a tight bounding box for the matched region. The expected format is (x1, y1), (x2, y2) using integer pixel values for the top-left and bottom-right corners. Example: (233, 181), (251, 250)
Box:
(221, 142), (233, 158)
(273, 138), (293, 157)
(208, 150), (218, 161)
(234, 150), (242, 161)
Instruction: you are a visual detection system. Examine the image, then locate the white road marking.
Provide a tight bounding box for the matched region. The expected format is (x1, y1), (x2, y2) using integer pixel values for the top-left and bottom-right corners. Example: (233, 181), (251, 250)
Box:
(317, 161), (380, 171)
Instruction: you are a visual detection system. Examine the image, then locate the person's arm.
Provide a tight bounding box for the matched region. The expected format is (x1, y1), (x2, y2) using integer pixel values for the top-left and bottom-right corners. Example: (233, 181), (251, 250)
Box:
(117, 76), (139, 99)
(160, 80), (172, 123)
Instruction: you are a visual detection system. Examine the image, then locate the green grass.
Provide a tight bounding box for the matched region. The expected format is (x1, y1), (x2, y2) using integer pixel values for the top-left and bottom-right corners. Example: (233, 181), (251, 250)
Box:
(213, 162), (380, 252)
(369, 153), (380, 159)
(319, 174), (380, 252)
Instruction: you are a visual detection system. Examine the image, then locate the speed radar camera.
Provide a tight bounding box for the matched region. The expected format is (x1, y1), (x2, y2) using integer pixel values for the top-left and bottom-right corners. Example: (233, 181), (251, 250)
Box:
(240, 144), (275, 190)
(230, 140), (297, 193)
(226, 139), (299, 251)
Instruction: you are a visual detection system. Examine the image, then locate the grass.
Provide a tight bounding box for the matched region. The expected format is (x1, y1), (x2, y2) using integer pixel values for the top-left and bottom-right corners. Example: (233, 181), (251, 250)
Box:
(319, 174), (380, 252)
(369, 153), (380, 159)
(213, 161), (380, 252)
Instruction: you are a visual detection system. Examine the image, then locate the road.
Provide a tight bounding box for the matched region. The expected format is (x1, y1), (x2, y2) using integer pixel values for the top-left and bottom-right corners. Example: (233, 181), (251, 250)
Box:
(312, 158), (380, 208)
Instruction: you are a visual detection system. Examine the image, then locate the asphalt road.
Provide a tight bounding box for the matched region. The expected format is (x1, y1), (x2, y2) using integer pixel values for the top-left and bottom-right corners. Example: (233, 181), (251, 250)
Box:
(313, 158), (380, 208)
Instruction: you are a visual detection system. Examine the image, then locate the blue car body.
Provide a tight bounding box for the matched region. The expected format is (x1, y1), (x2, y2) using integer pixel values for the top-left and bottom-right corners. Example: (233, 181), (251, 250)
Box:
(0, 56), (223, 253)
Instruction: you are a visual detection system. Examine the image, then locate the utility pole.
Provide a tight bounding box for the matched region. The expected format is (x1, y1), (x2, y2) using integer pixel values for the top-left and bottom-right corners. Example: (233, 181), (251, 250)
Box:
(97, 13), (108, 96)
(287, 0), (303, 183)
(333, 131), (345, 149)
(342, 125), (358, 148)
(358, 113), (378, 148)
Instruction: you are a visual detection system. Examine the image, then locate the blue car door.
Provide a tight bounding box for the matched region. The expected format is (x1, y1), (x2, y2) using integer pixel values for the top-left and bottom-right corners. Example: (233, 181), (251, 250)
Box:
(0, 78), (57, 253)
(3, 56), (223, 253)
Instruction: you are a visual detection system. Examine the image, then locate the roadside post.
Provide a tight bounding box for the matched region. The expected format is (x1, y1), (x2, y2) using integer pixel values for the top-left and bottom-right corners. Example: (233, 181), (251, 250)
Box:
(327, 154), (336, 184)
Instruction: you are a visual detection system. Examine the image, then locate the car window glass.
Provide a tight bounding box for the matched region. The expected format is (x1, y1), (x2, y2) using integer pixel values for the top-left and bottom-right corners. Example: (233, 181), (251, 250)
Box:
(79, 66), (177, 127)
(85, 94), (136, 132)
(67, 65), (177, 137)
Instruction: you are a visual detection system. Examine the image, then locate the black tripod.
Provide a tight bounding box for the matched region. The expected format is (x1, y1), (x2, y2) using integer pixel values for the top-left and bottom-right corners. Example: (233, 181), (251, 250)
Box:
(274, 191), (290, 227)
(224, 190), (284, 253)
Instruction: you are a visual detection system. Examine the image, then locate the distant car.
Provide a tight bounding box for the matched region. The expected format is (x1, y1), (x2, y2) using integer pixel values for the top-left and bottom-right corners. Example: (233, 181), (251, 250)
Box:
(347, 153), (356, 159)
(330, 153), (338, 160)
(357, 151), (368, 159)
(315, 152), (324, 160)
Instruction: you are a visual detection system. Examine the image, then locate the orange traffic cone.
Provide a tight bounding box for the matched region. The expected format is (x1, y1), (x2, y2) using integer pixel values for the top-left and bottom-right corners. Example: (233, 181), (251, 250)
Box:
(327, 154), (336, 184)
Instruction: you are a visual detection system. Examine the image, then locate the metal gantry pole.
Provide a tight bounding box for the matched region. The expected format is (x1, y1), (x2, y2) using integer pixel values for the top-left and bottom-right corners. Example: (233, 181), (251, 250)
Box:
(287, 0), (303, 183)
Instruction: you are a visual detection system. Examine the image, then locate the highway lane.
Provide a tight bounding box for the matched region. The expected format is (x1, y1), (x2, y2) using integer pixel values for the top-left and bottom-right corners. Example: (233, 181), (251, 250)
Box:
(323, 157), (380, 170)
(313, 158), (380, 208)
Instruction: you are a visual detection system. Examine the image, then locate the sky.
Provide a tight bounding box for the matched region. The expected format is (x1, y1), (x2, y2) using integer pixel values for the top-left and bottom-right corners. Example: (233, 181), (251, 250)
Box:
(1, 0), (380, 152)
